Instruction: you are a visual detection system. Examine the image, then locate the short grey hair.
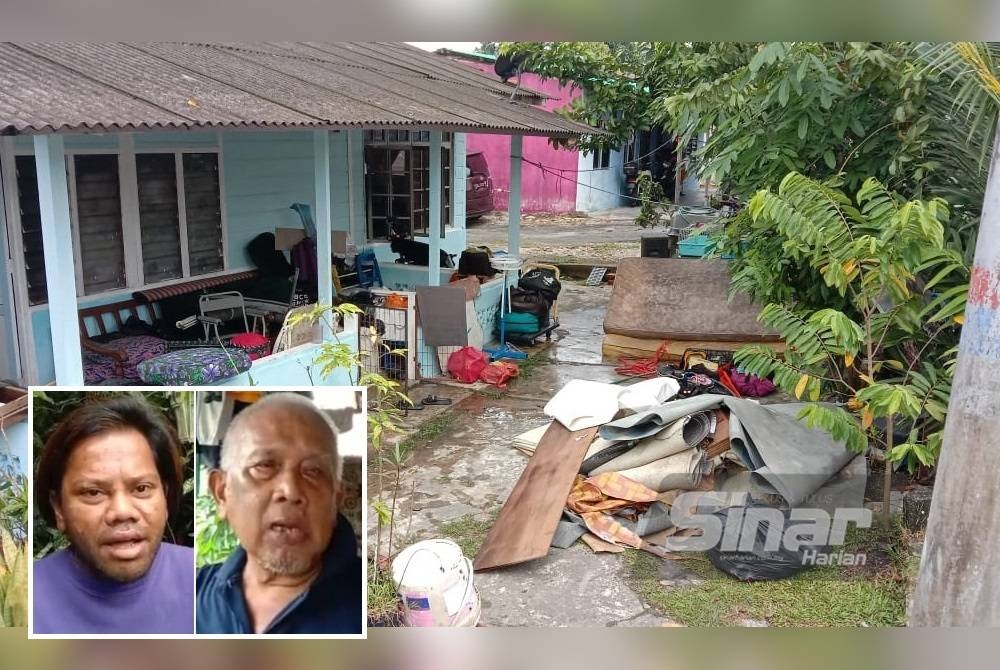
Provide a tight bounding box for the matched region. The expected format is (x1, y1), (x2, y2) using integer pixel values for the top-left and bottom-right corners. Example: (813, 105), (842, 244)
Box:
(219, 393), (342, 482)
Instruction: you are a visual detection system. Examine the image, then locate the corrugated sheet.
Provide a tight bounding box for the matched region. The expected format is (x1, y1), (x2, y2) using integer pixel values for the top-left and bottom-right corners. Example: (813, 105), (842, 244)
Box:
(0, 42), (594, 138)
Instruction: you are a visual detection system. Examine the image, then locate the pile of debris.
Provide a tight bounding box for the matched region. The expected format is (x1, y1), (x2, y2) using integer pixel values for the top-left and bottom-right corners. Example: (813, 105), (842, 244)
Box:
(474, 373), (868, 581)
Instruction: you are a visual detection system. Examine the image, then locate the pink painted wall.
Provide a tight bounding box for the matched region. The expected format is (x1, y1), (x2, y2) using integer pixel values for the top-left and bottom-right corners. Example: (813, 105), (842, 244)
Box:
(458, 60), (581, 213)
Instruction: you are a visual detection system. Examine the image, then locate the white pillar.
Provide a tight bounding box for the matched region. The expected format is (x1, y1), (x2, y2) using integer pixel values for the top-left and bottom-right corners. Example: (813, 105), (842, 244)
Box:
(428, 130), (442, 286)
(508, 135), (523, 257)
(34, 135), (83, 385)
(314, 130), (333, 339)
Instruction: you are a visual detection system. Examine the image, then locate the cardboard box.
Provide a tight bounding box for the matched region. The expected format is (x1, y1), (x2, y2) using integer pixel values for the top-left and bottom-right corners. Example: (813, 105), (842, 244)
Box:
(274, 228), (349, 255)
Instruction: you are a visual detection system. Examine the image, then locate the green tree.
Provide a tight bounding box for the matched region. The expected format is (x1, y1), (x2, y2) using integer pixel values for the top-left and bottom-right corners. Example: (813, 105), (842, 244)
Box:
(734, 173), (967, 480)
(499, 42), (752, 154)
(661, 42), (935, 198)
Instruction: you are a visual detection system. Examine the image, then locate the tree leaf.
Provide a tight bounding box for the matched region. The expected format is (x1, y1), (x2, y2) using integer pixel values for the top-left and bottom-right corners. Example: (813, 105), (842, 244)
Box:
(795, 374), (810, 399)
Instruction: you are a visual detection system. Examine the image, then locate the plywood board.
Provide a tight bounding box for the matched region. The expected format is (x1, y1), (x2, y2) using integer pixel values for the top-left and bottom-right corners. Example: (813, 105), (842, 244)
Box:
(415, 285), (468, 347)
(604, 258), (781, 342)
(474, 423), (600, 571)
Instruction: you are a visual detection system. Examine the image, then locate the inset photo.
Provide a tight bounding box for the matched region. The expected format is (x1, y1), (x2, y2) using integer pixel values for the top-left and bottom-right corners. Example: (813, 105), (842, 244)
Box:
(194, 389), (365, 636)
(29, 389), (196, 635)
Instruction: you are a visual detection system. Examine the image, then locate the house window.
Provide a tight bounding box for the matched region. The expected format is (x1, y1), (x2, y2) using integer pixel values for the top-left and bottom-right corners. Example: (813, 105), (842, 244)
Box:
(14, 149), (224, 305)
(181, 153), (225, 276)
(136, 152), (224, 283)
(592, 146), (611, 170)
(71, 154), (127, 295)
(364, 132), (451, 240)
(13, 157), (48, 306)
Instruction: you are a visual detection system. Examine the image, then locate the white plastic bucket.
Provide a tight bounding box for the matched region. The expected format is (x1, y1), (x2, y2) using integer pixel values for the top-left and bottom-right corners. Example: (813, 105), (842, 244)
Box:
(391, 539), (481, 627)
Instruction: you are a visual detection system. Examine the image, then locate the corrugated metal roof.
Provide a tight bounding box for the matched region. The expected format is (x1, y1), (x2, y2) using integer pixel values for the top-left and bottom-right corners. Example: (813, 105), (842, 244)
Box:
(0, 42), (591, 138)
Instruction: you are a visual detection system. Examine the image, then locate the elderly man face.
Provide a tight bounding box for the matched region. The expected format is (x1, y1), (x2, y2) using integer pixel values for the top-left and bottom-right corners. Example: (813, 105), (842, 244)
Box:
(210, 399), (339, 577)
(52, 429), (168, 582)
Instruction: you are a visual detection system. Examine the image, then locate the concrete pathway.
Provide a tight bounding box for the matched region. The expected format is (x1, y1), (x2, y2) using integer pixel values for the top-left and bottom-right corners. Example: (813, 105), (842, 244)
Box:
(369, 281), (680, 626)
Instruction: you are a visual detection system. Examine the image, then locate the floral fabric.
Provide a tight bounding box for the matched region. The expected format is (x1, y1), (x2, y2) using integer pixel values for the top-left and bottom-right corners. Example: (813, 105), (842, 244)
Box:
(137, 347), (252, 386)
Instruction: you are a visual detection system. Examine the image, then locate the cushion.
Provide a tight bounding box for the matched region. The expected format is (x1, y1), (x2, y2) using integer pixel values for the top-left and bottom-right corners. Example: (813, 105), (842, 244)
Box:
(137, 347), (252, 385)
(230, 332), (271, 360)
(83, 335), (168, 384)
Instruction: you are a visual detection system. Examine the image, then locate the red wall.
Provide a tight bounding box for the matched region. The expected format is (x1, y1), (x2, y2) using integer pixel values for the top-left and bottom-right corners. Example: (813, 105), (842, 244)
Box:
(459, 60), (581, 213)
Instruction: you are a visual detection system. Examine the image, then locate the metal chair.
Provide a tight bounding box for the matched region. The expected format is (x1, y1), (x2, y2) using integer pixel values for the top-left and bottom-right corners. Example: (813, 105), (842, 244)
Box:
(198, 291), (250, 343)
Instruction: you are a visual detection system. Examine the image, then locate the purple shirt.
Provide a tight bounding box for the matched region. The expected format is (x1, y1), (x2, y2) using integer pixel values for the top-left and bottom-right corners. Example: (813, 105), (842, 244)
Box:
(33, 543), (194, 634)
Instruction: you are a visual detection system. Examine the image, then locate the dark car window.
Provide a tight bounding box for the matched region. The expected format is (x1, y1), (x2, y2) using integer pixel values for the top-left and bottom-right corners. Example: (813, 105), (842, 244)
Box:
(467, 153), (490, 175)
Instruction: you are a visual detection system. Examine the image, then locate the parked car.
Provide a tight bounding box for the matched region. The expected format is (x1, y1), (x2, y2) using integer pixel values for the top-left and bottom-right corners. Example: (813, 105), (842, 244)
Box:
(466, 152), (494, 220)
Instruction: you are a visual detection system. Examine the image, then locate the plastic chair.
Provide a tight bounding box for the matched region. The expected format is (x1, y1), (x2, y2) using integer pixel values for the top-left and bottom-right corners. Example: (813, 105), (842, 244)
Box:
(198, 291), (250, 343)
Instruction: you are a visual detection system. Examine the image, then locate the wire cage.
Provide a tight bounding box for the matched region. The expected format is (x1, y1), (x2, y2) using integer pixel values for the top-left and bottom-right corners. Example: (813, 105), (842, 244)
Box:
(358, 298), (410, 397)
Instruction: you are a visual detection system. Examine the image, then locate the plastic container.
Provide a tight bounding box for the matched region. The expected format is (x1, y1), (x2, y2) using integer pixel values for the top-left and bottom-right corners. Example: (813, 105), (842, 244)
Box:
(391, 539), (481, 627)
(678, 234), (712, 258)
(672, 205), (720, 231)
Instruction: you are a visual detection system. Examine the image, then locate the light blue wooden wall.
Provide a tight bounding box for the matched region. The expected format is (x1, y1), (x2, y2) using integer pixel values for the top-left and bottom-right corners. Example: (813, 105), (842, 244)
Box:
(23, 129), (469, 383)
(0, 183), (16, 380)
(217, 341), (356, 387)
(222, 130), (325, 268)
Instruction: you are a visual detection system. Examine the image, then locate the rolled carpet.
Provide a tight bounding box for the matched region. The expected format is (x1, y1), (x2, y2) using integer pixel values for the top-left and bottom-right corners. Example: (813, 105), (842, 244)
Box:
(611, 448), (710, 493)
(589, 411), (714, 476)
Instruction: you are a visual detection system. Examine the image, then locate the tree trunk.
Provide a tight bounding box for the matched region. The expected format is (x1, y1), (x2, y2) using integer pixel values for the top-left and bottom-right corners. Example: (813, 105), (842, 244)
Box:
(910, 130), (1000, 626)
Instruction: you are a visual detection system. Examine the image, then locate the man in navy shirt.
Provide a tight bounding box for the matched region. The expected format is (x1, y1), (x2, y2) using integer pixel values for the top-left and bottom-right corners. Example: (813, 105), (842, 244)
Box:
(196, 393), (362, 634)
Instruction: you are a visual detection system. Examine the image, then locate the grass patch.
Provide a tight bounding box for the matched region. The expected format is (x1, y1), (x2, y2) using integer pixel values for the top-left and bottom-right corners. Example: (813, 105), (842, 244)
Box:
(398, 412), (459, 452)
(439, 511), (498, 558)
(512, 352), (547, 381)
(623, 522), (912, 627)
(367, 563), (402, 624)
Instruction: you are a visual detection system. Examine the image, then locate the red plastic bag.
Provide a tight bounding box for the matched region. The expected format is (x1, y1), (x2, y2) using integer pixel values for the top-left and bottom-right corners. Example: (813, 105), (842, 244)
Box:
(447, 346), (488, 383)
(479, 361), (519, 390)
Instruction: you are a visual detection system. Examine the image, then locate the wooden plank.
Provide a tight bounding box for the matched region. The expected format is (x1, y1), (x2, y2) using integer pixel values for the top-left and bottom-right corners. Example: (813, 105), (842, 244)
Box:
(473, 422), (599, 572)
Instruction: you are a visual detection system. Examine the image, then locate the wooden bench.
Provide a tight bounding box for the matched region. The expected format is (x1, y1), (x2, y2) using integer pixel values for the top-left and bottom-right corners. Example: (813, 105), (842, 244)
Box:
(78, 298), (163, 378)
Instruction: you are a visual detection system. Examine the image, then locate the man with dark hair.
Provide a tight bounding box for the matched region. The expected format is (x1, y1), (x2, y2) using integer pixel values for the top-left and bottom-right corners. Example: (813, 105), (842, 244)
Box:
(196, 393), (362, 634)
(33, 395), (194, 634)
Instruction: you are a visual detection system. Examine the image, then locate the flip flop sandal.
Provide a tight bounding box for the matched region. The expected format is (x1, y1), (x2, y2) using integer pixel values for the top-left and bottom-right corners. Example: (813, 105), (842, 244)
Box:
(420, 395), (453, 406)
(393, 399), (424, 411)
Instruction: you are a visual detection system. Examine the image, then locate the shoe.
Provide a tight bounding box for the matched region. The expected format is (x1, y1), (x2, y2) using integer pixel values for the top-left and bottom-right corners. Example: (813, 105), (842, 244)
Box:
(420, 395), (453, 406)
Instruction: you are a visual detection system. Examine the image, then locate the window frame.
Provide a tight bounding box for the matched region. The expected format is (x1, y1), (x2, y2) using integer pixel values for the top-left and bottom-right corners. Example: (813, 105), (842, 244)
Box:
(24, 143), (229, 302)
(591, 146), (611, 170)
(363, 130), (452, 241)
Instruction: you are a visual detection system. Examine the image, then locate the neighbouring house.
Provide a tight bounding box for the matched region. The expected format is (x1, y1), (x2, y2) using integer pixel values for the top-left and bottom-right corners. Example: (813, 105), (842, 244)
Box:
(0, 42), (596, 387)
(435, 48), (626, 214)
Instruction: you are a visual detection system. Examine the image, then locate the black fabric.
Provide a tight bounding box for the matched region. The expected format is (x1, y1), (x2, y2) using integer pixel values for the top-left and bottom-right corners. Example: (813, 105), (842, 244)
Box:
(458, 249), (497, 276)
(508, 287), (551, 320)
(247, 233), (294, 276)
(390, 238), (455, 268)
(519, 268), (561, 302)
(120, 315), (157, 336)
(579, 441), (636, 475)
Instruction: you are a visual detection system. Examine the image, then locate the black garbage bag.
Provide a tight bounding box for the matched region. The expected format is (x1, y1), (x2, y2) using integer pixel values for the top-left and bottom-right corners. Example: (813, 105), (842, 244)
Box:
(706, 504), (828, 581)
